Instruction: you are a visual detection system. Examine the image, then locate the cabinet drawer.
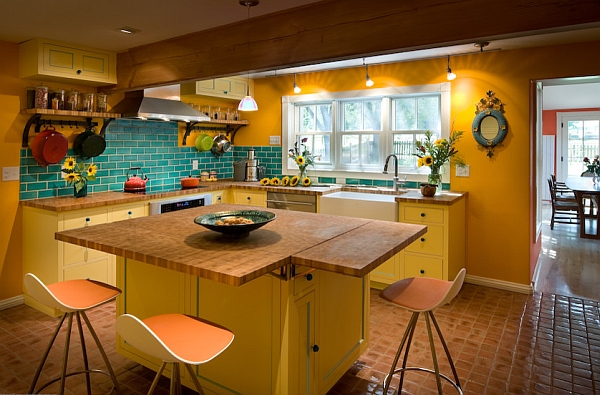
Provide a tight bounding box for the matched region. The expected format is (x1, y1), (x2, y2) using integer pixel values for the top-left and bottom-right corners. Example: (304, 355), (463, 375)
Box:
(370, 255), (399, 284)
(233, 190), (266, 207)
(61, 209), (108, 230)
(402, 205), (444, 224)
(110, 204), (147, 222)
(404, 254), (443, 279)
(405, 225), (444, 256)
(293, 266), (317, 296)
(63, 256), (112, 284)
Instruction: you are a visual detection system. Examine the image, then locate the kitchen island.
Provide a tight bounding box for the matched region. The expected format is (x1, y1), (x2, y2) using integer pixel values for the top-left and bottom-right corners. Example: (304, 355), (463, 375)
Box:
(55, 204), (426, 395)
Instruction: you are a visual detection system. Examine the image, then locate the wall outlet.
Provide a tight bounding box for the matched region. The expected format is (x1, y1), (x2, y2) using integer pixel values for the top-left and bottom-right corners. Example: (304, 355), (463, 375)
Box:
(192, 160), (198, 170)
(269, 136), (281, 145)
(2, 167), (19, 181)
(456, 165), (470, 177)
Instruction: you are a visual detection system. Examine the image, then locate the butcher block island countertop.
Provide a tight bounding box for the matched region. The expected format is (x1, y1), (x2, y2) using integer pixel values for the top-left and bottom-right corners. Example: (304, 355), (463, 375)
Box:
(55, 204), (426, 286)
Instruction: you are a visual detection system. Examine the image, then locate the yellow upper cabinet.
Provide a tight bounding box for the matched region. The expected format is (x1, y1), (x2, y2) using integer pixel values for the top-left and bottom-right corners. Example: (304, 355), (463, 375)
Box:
(19, 38), (117, 85)
(181, 76), (253, 101)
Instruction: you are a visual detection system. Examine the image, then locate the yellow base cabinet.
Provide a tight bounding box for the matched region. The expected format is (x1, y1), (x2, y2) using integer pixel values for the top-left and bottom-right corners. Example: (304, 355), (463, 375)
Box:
(19, 38), (117, 85)
(22, 202), (147, 316)
(398, 198), (466, 281)
(115, 260), (368, 395)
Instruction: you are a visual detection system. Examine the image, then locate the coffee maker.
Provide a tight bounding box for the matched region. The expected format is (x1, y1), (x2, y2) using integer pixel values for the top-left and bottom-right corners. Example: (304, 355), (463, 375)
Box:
(234, 149), (265, 181)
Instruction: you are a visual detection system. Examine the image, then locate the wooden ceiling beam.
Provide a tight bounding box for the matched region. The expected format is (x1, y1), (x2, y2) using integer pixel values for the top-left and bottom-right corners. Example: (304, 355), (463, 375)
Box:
(108, 0), (600, 92)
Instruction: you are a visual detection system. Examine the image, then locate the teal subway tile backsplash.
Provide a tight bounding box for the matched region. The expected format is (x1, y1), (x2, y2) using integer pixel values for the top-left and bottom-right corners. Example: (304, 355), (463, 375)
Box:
(19, 119), (283, 200)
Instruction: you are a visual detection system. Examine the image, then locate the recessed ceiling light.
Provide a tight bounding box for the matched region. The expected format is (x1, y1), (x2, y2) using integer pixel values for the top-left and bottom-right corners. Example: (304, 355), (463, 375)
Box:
(119, 26), (141, 35)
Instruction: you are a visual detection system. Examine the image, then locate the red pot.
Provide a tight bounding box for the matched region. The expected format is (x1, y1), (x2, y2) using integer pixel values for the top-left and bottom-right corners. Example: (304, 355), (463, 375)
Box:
(31, 126), (68, 166)
(180, 177), (200, 188)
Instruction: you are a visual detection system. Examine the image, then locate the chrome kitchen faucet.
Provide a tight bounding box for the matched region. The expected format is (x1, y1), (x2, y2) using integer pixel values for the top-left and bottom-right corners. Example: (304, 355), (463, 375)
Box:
(383, 154), (405, 192)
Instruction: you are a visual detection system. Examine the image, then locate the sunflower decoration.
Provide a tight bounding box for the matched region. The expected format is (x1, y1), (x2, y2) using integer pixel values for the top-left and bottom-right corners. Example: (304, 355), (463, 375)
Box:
(260, 177), (270, 186)
(289, 175), (300, 187)
(414, 130), (464, 187)
(302, 177), (312, 187)
(289, 137), (320, 186)
(61, 157), (97, 193)
(270, 177), (281, 186)
(281, 176), (290, 186)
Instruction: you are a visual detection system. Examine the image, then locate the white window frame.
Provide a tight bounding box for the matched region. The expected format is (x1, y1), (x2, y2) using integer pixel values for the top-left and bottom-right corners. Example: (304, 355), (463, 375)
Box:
(281, 83), (451, 182)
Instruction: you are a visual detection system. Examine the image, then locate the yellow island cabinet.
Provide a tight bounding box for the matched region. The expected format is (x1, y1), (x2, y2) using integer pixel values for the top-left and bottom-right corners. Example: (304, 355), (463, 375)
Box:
(55, 204), (426, 395)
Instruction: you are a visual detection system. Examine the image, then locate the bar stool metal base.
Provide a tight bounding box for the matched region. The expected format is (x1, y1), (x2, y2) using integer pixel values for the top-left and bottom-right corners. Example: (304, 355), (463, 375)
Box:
(147, 362), (206, 395)
(29, 310), (120, 395)
(383, 311), (462, 395)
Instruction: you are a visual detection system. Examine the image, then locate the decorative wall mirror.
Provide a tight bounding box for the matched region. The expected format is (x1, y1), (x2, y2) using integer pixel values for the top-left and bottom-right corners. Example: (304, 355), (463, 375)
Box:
(472, 91), (508, 157)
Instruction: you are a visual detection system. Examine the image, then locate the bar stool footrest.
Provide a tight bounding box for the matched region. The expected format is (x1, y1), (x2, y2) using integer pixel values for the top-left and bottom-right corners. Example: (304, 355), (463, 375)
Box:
(385, 367), (463, 395)
(33, 369), (118, 394)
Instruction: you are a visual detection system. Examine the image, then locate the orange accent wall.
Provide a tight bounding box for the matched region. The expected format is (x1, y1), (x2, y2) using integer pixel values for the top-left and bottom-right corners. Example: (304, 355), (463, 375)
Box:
(245, 40), (600, 286)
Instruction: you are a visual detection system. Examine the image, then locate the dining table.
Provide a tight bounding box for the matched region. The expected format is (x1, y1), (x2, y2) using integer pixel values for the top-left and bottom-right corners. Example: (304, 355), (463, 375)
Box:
(565, 176), (600, 239)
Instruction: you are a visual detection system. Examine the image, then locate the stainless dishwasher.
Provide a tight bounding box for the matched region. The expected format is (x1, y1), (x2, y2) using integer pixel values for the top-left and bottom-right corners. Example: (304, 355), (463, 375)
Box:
(266, 192), (317, 213)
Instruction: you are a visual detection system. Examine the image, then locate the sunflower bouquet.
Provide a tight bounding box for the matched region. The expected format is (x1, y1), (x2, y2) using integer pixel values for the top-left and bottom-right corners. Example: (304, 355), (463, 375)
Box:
(289, 137), (319, 186)
(414, 130), (464, 187)
(61, 156), (97, 193)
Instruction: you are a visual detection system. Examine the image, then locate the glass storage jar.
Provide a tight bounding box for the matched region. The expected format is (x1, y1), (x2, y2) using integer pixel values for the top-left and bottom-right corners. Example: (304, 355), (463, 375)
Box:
(66, 89), (79, 111)
(34, 85), (48, 109)
(52, 89), (65, 110)
(96, 93), (107, 112)
(82, 93), (95, 112)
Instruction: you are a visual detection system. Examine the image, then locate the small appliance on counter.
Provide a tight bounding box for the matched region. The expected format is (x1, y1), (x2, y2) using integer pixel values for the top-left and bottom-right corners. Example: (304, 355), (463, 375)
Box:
(234, 149), (266, 181)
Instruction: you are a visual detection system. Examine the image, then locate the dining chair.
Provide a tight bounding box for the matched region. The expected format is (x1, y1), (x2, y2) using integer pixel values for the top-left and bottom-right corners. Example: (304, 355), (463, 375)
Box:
(547, 178), (580, 230)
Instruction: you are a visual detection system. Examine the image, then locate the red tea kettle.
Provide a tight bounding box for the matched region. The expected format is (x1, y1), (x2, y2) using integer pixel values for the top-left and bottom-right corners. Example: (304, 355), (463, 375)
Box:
(124, 167), (149, 193)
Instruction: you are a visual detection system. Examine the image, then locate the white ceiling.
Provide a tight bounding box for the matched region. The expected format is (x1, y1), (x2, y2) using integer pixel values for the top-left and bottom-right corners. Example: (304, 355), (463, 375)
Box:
(0, 0), (598, 110)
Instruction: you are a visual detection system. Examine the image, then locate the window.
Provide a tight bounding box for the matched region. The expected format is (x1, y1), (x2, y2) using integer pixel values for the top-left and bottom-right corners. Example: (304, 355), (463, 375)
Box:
(282, 84), (451, 178)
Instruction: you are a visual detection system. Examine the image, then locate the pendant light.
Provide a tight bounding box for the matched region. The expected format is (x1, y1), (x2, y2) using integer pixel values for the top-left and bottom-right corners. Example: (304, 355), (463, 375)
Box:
(238, 1), (259, 112)
(446, 55), (456, 81)
(293, 73), (301, 94)
(364, 60), (374, 87)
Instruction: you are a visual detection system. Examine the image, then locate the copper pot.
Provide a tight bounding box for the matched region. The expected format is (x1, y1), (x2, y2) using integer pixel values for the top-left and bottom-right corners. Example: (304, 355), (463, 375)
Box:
(180, 177), (199, 188)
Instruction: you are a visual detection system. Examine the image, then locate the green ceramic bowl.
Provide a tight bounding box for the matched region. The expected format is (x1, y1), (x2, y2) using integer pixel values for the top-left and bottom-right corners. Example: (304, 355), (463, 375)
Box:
(195, 133), (214, 152)
(194, 210), (276, 236)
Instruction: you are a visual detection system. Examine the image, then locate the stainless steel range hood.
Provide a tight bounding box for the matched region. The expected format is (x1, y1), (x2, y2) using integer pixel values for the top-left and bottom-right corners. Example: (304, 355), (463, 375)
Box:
(111, 85), (210, 123)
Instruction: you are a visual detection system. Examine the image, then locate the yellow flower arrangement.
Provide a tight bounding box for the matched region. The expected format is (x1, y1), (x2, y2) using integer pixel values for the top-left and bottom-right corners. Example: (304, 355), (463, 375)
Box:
(289, 175), (300, 187)
(260, 177), (270, 186)
(61, 157), (97, 193)
(281, 176), (290, 186)
(414, 130), (464, 187)
(270, 177), (281, 186)
(289, 138), (319, 184)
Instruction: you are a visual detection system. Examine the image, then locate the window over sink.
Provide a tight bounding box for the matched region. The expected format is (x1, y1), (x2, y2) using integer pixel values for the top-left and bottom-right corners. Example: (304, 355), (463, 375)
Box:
(281, 83), (451, 178)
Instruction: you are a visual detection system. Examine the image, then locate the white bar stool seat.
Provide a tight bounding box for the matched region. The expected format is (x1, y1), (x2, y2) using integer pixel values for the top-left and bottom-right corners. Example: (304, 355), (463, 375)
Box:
(24, 273), (121, 395)
(380, 268), (466, 394)
(116, 313), (234, 395)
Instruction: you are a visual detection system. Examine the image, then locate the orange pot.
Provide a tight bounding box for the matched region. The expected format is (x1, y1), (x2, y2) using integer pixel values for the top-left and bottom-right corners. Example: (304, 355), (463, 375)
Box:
(180, 177), (200, 188)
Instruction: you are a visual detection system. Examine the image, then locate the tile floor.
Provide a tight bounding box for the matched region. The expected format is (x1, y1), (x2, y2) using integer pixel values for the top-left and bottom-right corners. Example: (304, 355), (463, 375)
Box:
(1, 205), (599, 394)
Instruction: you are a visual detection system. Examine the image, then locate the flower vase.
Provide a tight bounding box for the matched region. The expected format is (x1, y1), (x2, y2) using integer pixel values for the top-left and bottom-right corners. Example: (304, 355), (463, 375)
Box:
(427, 168), (443, 196)
(594, 173), (599, 185)
(299, 166), (308, 181)
(74, 183), (87, 198)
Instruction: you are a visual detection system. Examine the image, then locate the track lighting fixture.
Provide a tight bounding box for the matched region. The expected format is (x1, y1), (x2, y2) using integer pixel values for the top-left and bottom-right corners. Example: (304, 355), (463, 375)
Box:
(446, 55), (456, 81)
(475, 42), (490, 52)
(238, 1), (259, 112)
(365, 63), (374, 87)
(293, 73), (301, 93)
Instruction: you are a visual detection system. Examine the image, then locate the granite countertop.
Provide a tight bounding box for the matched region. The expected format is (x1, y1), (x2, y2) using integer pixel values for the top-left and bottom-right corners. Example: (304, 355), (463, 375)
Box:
(55, 204), (427, 286)
(21, 180), (467, 212)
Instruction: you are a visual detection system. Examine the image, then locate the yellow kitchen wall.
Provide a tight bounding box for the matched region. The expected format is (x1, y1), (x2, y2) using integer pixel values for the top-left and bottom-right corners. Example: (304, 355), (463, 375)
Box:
(247, 40), (600, 286)
(0, 41), (26, 301)
(0, 40), (102, 302)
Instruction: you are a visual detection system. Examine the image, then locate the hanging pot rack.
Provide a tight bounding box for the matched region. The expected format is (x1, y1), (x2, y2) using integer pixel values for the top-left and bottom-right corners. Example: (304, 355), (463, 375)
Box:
(21, 109), (119, 147)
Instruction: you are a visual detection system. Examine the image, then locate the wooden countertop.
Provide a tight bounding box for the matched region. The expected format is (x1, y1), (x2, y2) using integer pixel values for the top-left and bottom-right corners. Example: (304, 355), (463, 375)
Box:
(55, 204), (426, 286)
(21, 180), (466, 212)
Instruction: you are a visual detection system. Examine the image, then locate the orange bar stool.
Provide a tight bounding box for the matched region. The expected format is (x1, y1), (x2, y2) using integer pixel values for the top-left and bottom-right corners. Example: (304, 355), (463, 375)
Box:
(380, 268), (466, 395)
(24, 273), (121, 395)
(116, 313), (234, 395)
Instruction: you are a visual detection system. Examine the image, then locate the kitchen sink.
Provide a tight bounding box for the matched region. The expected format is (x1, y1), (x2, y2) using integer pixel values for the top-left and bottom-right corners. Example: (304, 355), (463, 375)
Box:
(319, 191), (398, 221)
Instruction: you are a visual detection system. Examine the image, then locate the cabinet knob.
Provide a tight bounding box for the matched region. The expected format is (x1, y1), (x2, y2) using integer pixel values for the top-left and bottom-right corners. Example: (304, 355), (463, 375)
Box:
(420, 238), (425, 242)
(420, 212), (426, 217)
(312, 345), (319, 352)
(76, 69), (82, 75)
(247, 196), (251, 200)
(85, 217), (90, 222)
(420, 269), (425, 274)
(305, 273), (313, 281)
(128, 211), (132, 216)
